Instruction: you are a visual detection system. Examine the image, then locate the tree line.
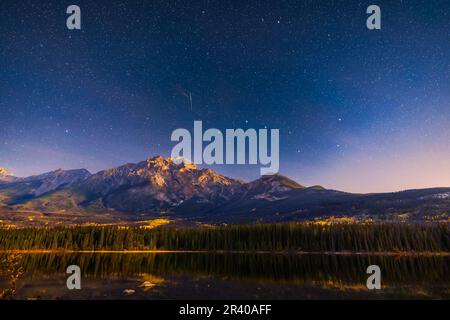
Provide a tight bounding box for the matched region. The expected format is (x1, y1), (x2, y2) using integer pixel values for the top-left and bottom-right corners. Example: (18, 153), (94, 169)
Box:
(0, 223), (449, 252)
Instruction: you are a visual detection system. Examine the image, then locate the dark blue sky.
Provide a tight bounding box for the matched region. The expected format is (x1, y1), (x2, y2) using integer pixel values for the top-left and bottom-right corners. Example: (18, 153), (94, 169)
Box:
(1, 0), (449, 192)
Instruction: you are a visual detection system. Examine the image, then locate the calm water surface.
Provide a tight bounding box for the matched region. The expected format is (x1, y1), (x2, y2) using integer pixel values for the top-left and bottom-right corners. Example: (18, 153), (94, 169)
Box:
(1, 252), (449, 299)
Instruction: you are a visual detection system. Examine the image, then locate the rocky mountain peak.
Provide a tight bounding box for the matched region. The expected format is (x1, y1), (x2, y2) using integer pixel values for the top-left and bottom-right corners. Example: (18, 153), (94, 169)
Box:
(0, 167), (13, 177)
(0, 167), (18, 183)
(145, 155), (198, 171)
(79, 156), (243, 212)
(146, 155), (167, 167)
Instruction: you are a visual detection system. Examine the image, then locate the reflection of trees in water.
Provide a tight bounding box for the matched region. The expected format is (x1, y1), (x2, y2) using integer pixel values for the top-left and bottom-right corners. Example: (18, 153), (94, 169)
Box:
(0, 254), (24, 299)
(8, 253), (450, 287)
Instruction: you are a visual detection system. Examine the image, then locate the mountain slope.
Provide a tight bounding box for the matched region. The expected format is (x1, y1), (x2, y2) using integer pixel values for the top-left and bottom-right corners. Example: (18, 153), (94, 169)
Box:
(1, 157), (450, 224)
(201, 186), (450, 223)
(0, 168), (91, 205)
(239, 173), (305, 201)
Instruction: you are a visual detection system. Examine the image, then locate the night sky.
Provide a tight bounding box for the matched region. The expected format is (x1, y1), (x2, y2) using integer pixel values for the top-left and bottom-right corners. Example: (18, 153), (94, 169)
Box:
(1, 0), (450, 192)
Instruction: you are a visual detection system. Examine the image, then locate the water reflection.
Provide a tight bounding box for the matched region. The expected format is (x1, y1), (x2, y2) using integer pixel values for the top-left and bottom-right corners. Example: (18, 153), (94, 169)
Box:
(1, 253), (450, 299)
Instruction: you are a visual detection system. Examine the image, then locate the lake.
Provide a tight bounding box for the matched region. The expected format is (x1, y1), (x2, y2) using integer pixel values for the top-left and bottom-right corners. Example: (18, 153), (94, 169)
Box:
(1, 252), (449, 299)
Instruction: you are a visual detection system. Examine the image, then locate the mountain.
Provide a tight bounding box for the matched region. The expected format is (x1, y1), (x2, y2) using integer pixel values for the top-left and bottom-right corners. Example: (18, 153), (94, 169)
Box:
(239, 174), (305, 201)
(198, 176), (348, 222)
(0, 168), (91, 205)
(0, 167), (18, 183)
(76, 156), (242, 212)
(1, 156), (450, 225)
(25, 169), (92, 196)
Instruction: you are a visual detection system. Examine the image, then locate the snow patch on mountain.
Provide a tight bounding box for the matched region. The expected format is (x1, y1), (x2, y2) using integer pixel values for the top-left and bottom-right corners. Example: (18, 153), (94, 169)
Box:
(419, 192), (450, 200)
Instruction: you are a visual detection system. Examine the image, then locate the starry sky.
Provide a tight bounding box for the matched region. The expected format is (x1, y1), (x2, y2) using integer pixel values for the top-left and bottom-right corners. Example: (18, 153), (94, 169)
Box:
(1, 0), (450, 193)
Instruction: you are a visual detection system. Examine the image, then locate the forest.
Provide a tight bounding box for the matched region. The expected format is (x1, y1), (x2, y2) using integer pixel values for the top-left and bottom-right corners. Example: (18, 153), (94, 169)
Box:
(0, 222), (449, 252)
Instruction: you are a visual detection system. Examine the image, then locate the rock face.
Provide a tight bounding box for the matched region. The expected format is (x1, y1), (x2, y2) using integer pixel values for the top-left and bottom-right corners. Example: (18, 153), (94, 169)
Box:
(0, 167), (18, 183)
(0, 167), (12, 176)
(79, 156), (242, 212)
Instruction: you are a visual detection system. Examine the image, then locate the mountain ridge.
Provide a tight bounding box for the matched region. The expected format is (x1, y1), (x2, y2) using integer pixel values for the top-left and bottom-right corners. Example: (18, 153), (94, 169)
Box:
(1, 156), (450, 225)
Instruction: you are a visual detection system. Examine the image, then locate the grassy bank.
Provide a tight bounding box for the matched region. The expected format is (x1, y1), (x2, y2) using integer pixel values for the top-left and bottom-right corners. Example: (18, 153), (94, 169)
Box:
(0, 223), (449, 252)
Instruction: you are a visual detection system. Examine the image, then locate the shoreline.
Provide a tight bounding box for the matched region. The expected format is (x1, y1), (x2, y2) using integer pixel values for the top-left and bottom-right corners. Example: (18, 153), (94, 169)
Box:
(1, 249), (449, 256)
